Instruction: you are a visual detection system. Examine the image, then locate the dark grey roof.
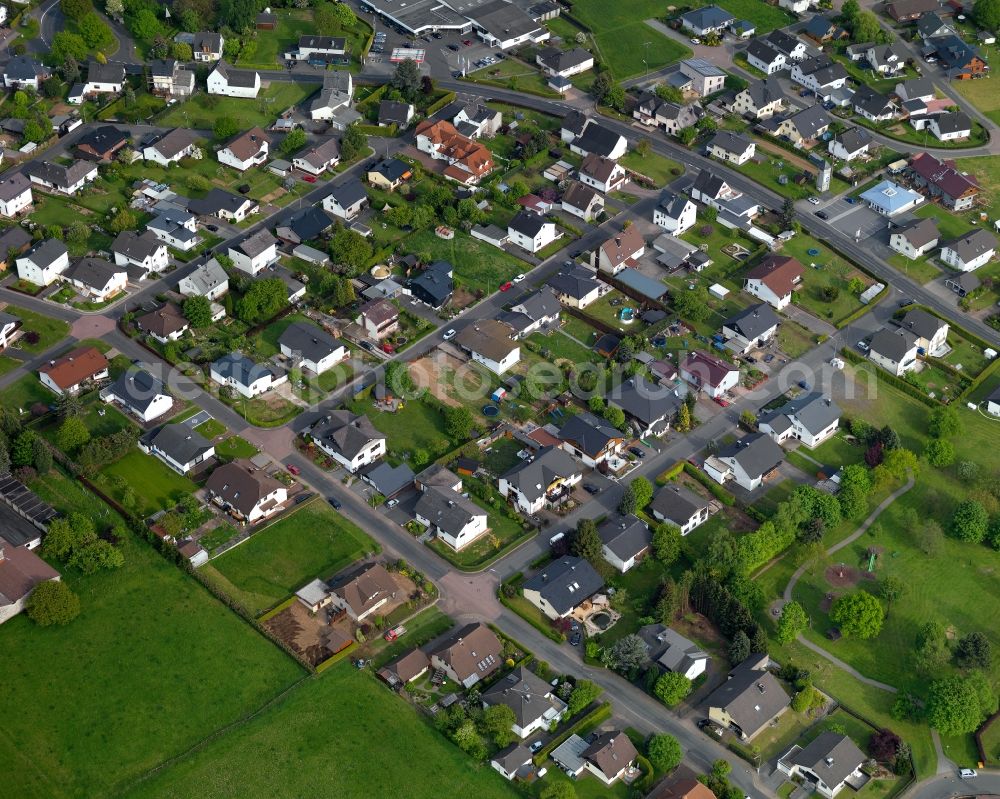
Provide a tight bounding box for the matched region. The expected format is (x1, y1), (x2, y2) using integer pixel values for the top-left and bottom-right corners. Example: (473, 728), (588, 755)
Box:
(492, 743), (533, 773)
(658, 191), (693, 219)
(597, 514), (651, 562)
(853, 85), (894, 116)
(549, 265), (600, 300)
(112, 230), (163, 261)
(609, 375), (683, 428)
(414, 485), (483, 537)
(0, 226), (31, 256)
(892, 217), (939, 249)
(562, 180), (600, 212)
(310, 410), (384, 460)
(513, 287), (560, 322)
(278, 321), (341, 363)
(508, 209), (548, 238)
(287, 206), (332, 242)
(763, 29), (804, 57)
(326, 178), (368, 209)
(705, 657), (791, 737)
(149, 424), (213, 466)
(469, 0), (541, 40)
(743, 78), (783, 109)
(501, 445), (580, 502)
(710, 130), (753, 157)
(718, 433), (784, 478)
(22, 238), (68, 269)
(724, 303), (780, 339)
(681, 5), (735, 29)
(76, 125), (130, 155)
(64, 257), (123, 290)
(746, 39), (781, 65)
(189, 188), (254, 217)
(211, 352), (276, 387)
(147, 128), (197, 159)
(558, 412), (622, 458)
(361, 461), (414, 497)
(522, 556), (604, 615)
(900, 307), (950, 339)
(933, 112), (971, 134)
(785, 732), (865, 789)
(869, 328), (917, 361)
(234, 229), (275, 258)
(370, 158), (410, 182)
(649, 483), (709, 526)
(213, 60), (258, 88)
(482, 666), (560, 727)
(897, 76), (935, 98)
(573, 121), (623, 158)
(24, 160), (96, 190)
(762, 393), (841, 436)
(4, 56), (47, 81)
(562, 110), (588, 136)
(692, 169), (728, 199)
(298, 35), (346, 50)
(537, 47), (593, 72)
(103, 369), (167, 414)
(788, 105), (830, 139)
(193, 32), (223, 52)
(655, 627), (709, 673)
(834, 127), (872, 152)
(87, 60), (124, 84)
(379, 100), (412, 125)
(408, 260), (453, 307)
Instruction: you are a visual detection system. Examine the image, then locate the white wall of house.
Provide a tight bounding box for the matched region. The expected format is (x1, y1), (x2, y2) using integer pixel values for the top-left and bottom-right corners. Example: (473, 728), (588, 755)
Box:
(228, 242), (277, 275)
(207, 70), (260, 98)
(868, 348), (916, 376)
(210, 366), (284, 398)
(16, 251), (69, 286)
(652, 506), (710, 536)
(279, 341), (346, 374)
(468, 346), (520, 375)
(418, 512), (488, 551)
(888, 232), (937, 259)
(114, 245), (169, 274)
(941, 244), (994, 271)
(0, 185), (32, 217)
(710, 142), (754, 165)
(218, 141), (269, 171)
(105, 391), (173, 423)
(744, 278), (792, 309)
(314, 436), (386, 473)
(143, 440), (215, 474)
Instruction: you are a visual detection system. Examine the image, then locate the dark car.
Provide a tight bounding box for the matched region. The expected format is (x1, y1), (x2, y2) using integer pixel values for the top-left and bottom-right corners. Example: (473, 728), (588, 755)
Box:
(797, 380), (809, 390)
(898, 298), (916, 307)
(629, 446), (646, 458)
(205, 224), (219, 232)
(815, 210), (829, 219)
(432, 32), (443, 39)
(570, 632), (582, 646)
(328, 497), (342, 510)
(447, 43), (460, 51)
(583, 483), (600, 495)
(360, 340), (374, 351)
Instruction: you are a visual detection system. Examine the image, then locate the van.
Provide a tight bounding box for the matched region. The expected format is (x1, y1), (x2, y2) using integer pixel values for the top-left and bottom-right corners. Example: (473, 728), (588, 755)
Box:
(548, 532), (565, 546)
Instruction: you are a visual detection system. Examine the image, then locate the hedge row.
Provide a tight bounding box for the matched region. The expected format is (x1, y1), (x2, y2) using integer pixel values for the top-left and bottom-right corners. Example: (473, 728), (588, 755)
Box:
(839, 348), (938, 408)
(838, 284), (888, 328)
(354, 122), (398, 137)
(499, 591), (565, 643)
(316, 641), (358, 672)
(960, 355), (1000, 403)
(425, 91), (457, 116)
(533, 702), (613, 765)
(901, 303), (995, 353)
(655, 461), (685, 486)
(683, 462), (736, 505)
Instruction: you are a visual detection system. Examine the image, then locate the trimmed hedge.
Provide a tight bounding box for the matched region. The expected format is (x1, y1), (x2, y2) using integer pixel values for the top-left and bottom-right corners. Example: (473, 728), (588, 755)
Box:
(840, 348), (938, 408)
(499, 591), (565, 643)
(425, 91), (456, 116)
(354, 122), (398, 137)
(316, 641), (358, 672)
(683, 462), (735, 505)
(655, 461), (685, 486)
(533, 702), (613, 765)
(838, 284), (888, 328)
(960, 355), (1000, 403)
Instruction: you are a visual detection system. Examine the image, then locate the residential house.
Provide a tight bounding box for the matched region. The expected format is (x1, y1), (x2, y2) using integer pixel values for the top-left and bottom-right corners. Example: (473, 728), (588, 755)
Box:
(655, 101), (703, 137)
(378, 649), (431, 688)
(356, 298), (399, 340)
(378, 100), (414, 129)
(209, 351), (286, 398)
(523, 556), (604, 620)
(0, 173), (33, 218)
(731, 79), (784, 119)
(205, 460), (287, 523)
(63, 257), (127, 302)
(407, 260), (453, 309)
(507, 210), (558, 254)
(895, 77), (936, 103)
(499, 445), (582, 514)
(654, 192), (697, 236)
(558, 412), (626, 468)
(581, 731), (639, 785)
(491, 745), (533, 782)
(366, 157), (412, 191)
(414, 484), (488, 551)
(287, 34), (345, 60)
(866, 43), (907, 75)
(278, 321), (345, 374)
(680, 350), (740, 398)
(0, 227), (31, 271)
(330, 563), (397, 622)
(75, 125), (130, 161)
(929, 112), (971, 141)
(578, 153), (627, 194)
(761, 29), (808, 61)
(889, 217), (940, 259)
(704, 433), (784, 491)
(886, 0), (940, 21)
(774, 105), (831, 143)
(706, 655), (791, 739)
(746, 39), (786, 74)
(148, 59), (194, 97)
(414, 119), (495, 184)
(608, 375), (683, 438)
(859, 180), (923, 216)
(136, 303), (189, 344)
(828, 127), (872, 162)
(564, 118), (627, 160)
(455, 319), (520, 374)
(908, 153), (978, 211)
(38, 346), (109, 395)
(309, 411), (386, 473)
(561, 180), (604, 221)
(100, 368), (172, 423)
(941, 229), (997, 271)
(82, 60), (124, 98)
(276, 206), (332, 246)
(509, 287), (561, 336)
(759, 393), (841, 448)
(945, 271), (981, 298)
(680, 5), (735, 35)
(293, 137), (342, 176)
(986, 385), (1000, 417)
(678, 58), (727, 95)
(147, 205), (199, 252)
(227, 229), (277, 275)
(803, 16), (847, 43)
(310, 71), (356, 124)
(16, 238), (69, 286)
(655, 232), (700, 272)
(360, 462), (414, 500)
(452, 103), (503, 139)
(649, 484), (711, 535)
(721, 303), (780, 354)
(193, 32), (224, 62)
(868, 328), (920, 375)
(24, 160), (97, 196)
(483, 666), (566, 739)
(0, 538), (60, 625)
(207, 61), (260, 98)
(0, 312), (19, 350)
(3, 56), (49, 89)
(654, 627), (710, 679)
(322, 178), (369, 220)
(598, 514), (651, 573)
(536, 47), (594, 77)
(931, 35), (986, 79)
(429, 622), (503, 688)
(218, 127), (269, 171)
(916, 11), (953, 40)
(900, 308), (950, 354)
(549, 265), (604, 309)
(853, 86), (896, 122)
(142, 128), (198, 166)
(745, 254), (804, 310)
(178, 258), (228, 301)
(777, 733), (866, 799)
(790, 56), (850, 97)
(594, 225), (645, 275)
(111, 230), (168, 276)
(141, 424), (215, 474)
(651, 777), (719, 799)
(708, 131), (755, 165)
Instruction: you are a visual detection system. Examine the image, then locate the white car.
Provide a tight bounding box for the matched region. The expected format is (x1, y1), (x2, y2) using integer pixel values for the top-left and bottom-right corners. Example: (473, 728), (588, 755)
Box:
(959, 769), (977, 779)
(442, 328), (457, 340)
(513, 273), (526, 282)
(386, 498), (399, 509)
(857, 340), (870, 353)
(808, 196), (820, 205)
(690, 37), (701, 44)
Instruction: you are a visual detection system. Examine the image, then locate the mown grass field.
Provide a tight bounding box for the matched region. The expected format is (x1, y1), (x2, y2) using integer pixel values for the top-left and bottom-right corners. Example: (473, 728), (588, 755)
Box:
(157, 82), (317, 130)
(404, 229), (525, 295)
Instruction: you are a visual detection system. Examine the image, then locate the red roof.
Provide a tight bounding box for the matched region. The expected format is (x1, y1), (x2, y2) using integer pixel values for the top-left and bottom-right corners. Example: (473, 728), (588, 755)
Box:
(746, 255), (804, 297)
(39, 346), (108, 390)
(681, 350), (738, 389)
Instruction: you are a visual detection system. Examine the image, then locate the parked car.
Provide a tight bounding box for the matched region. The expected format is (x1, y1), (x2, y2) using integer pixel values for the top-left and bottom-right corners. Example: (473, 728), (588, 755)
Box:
(381, 342), (395, 353)
(442, 328), (457, 340)
(583, 483), (600, 495)
(629, 446), (646, 458)
(570, 632), (582, 646)
(797, 380), (809, 390)
(529, 740), (544, 753)
(808, 196), (820, 205)
(386, 498), (399, 509)
(959, 769), (977, 779)
(713, 396), (730, 407)
(462, 39), (472, 45)
(359, 340), (374, 351)
(513, 273), (526, 282)
(690, 37), (700, 44)
(815, 210), (829, 220)
(287, 464), (300, 475)
(499, 281), (512, 291)
(448, 44), (460, 51)
(302, 174), (317, 183)
(205, 224), (219, 232)
(845, 196), (857, 204)
(328, 497), (342, 509)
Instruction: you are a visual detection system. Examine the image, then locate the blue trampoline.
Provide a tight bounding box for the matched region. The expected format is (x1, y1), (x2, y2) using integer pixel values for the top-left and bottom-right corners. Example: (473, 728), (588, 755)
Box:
(482, 405), (499, 417)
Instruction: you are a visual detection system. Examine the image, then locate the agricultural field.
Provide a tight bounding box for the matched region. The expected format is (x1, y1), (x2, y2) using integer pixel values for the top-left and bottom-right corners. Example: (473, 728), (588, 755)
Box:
(0, 531), (302, 799)
(202, 499), (377, 615)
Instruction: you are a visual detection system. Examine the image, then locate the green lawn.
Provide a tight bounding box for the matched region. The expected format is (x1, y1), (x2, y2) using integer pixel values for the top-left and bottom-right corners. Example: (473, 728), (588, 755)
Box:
(886, 252), (942, 285)
(203, 499), (377, 615)
(0, 531), (302, 799)
(120, 663), (520, 799)
(216, 435), (259, 460)
(347, 393), (454, 464)
(464, 57), (562, 98)
(912, 203), (974, 241)
(955, 155), (1000, 214)
(528, 329), (593, 366)
(403, 229), (526, 295)
(194, 418), (227, 439)
(714, 0), (794, 32)
(0, 373), (56, 413)
(40, 400), (134, 448)
(561, 314), (600, 345)
(981, 717), (1000, 765)
(619, 150), (683, 185)
(157, 82), (318, 130)
(779, 235), (873, 325)
(428, 496), (533, 570)
(777, 320), (817, 358)
(237, 9), (371, 69)
(99, 450), (200, 517)
(4, 305), (70, 353)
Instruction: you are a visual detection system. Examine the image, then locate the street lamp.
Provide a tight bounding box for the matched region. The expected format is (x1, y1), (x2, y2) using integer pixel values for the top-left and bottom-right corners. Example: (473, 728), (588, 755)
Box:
(643, 41), (652, 76)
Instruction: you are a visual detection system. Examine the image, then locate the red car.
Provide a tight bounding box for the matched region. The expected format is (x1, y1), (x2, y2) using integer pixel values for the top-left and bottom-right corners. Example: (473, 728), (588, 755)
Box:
(287, 464), (301, 475)
(712, 397), (730, 408)
(499, 281), (512, 292)
(462, 39), (473, 45)
(302, 174), (317, 183)
(381, 342), (395, 353)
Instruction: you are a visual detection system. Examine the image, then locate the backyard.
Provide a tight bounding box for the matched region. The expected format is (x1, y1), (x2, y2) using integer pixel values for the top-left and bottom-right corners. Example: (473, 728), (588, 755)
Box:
(0, 373), (58, 415)
(779, 235), (874, 325)
(238, 9), (371, 69)
(346, 392), (456, 465)
(427, 494), (533, 570)
(202, 499), (377, 615)
(157, 82), (318, 130)
(97, 450), (201, 517)
(403, 229), (526, 295)
(0, 531), (303, 799)
(618, 150), (683, 185)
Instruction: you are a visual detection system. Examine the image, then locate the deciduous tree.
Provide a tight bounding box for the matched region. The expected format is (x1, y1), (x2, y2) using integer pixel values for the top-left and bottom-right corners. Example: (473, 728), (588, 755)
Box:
(830, 590), (884, 639)
(654, 672), (692, 706)
(652, 523), (681, 564)
(950, 499), (989, 543)
(647, 733), (683, 772)
(27, 580), (81, 626)
(927, 672), (998, 735)
(776, 600), (808, 644)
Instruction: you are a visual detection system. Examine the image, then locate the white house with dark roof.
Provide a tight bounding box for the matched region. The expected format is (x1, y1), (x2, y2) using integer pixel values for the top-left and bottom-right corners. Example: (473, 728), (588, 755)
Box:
(293, 138), (341, 175)
(100, 369), (172, 423)
(310, 70), (355, 123)
(608, 375), (683, 438)
(653, 626), (710, 679)
(112, 230), (169, 276)
(308, 410), (386, 473)
(721, 304), (779, 354)
(649, 484), (711, 535)
(64, 258), (127, 302)
(178, 258), (228, 301)
(414, 484), (488, 551)
(654, 192), (697, 236)
(278, 321), (346, 374)
(929, 113), (972, 142)
(24, 160), (97, 196)
(3, 56), (49, 89)
(82, 60), (124, 98)
(322, 178), (369, 220)
(188, 189), (258, 223)
(509, 287), (561, 336)
(940, 229), (996, 272)
(579, 153), (627, 194)
(0, 172), (33, 217)
(985, 385), (1000, 417)
(598, 514), (651, 573)
(142, 128), (198, 166)
(536, 47), (594, 78)
(746, 39), (786, 74)
(482, 666), (567, 738)
(0, 312), (20, 350)
(16, 238), (68, 286)
(205, 460), (287, 523)
(889, 217), (939, 260)
(228, 229), (277, 275)
(558, 411), (627, 468)
(566, 119), (627, 160)
(141, 424), (215, 474)
(453, 102), (503, 139)
(704, 433), (784, 491)
(759, 393), (841, 448)
(680, 5), (735, 35)
(549, 265), (604, 309)
(193, 32), (224, 62)
(868, 328), (919, 376)
(149, 206), (200, 251)
(207, 60), (260, 98)
(828, 128), (872, 162)
(507, 210), (558, 253)
(899, 308), (949, 355)
(523, 556), (604, 619)
(455, 319), (520, 374)
(777, 732), (866, 798)
(731, 79), (784, 119)
(499, 445), (581, 514)
(561, 180), (604, 222)
(210, 352), (286, 398)
(708, 131), (755, 165)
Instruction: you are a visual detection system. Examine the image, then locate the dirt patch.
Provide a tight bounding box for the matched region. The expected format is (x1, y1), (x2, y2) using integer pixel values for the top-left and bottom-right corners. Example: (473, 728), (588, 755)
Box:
(673, 611), (727, 654)
(753, 136), (814, 172)
(262, 602), (336, 666)
(410, 353), (468, 407)
(261, 188), (286, 204)
(451, 287), (478, 311)
(825, 563), (861, 588)
(819, 592), (839, 612)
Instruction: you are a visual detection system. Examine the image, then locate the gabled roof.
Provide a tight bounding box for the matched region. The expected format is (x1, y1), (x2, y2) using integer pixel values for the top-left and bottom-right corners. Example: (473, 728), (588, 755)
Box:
(513, 287), (561, 322)
(597, 514), (651, 562)
(508, 209), (549, 238)
(286, 205), (333, 242)
(747, 254), (804, 297)
(741, 78), (783, 109)
(76, 125), (130, 156)
(370, 157), (411, 182)
(379, 100), (413, 125)
(0, 172), (32, 202)
(358, 297), (398, 325)
(21, 238), (68, 269)
(138, 303), (188, 338)
(681, 4), (735, 28)
(297, 137), (341, 168)
(112, 229), (164, 262)
(656, 627), (709, 673)
(610, 375), (683, 427)
(682, 57), (726, 77)
(189, 189), (256, 219)
(211, 60), (258, 88)
(311, 410), (384, 460)
(234, 228), (276, 258)
(573, 120), (624, 159)
(25, 159), (96, 190)
(833, 127), (872, 153)
(562, 180), (600, 212)
(704, 656), (791, 738)
(853, 85), (895, 116)
(205, 460), (283, 516)
(558, 411), (623, 457)
(724, 303), (780, 339)
(599, 225), (645, 268)
(537, 46), (593, 72)
(709, 130), (753, 156)
(549, 265), (600, 300)
(870, 327), (918, 361)
(746, 38), (782, 65)
(64, 257), (124, 291)
(429, 622), (502, 682)
(523, 556), (604, 615)
(414, 485), (484, 538)
(942, 228), (996, 262)
(718, 433), (784, 478)
(0, 539), (59, 606)
(680, 350), (738, 388)
(932, 111), (971, 134)
(326, 178), (368, 209)
(583, 730), (639, 778)
(180, 258), (227, 295)
(482, 664), (560, 725)
(763, 29), (804, 56)
(278, 321), (342, 363)
(908, 152), (977, 200)
(784, 732), (866, 789)
(500, 445), (580, 502)
(104, 368), (168, 414)
(148, 423), (213, 466)
(147, 128), (197, 159)
(761, 393), (841, 436)
(211, 351), (277, 387)
(891, 216), (939, 249)
(39, 346), (108, 389)
(408, 260), (453, 307)
(223, 127), (269, 161)
(455, 319), (518, 362)
(579, 153), (620, 184)
(4, 55), (48, 81)
(193, 32), (223, 52)
(786, 105), (831, 139)
(649, 483), (709, 526)
(87, 60), (124, 84)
